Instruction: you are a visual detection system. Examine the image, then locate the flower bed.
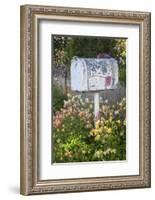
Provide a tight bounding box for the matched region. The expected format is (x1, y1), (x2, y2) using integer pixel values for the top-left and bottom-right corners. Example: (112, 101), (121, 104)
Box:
(53, 94), (126, 163)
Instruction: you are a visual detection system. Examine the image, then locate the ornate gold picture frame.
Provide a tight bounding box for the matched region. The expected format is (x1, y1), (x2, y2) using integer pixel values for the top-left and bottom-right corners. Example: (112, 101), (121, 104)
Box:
(20, 5), (151, 195)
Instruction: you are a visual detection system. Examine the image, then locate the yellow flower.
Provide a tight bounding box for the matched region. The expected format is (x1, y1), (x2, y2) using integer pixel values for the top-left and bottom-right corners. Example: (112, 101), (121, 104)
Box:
(62, 128), (65, 132)
(90, 129), (95, 136)
(94, 129), (99, 135)
(117, 120), (121, 124)
(95, 134), (101, 141)
(82, 150), (86, 154)
(56, 139), (61, 143)
(95, 124), (99, 129)
(107, 128), (112, 134)
(90, 128), (99, 136)
(67, 93), (71, 98)
(109, 112), (113, 116)
(109, 116), (113, 122)
(98, 127), (103, 134)
(102, 105), (106, 111)
(95, 120), (100, 129)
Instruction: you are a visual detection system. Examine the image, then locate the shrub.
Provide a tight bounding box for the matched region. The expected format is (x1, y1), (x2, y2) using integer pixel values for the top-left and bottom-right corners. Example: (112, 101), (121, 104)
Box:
(53, 85), (67, 113)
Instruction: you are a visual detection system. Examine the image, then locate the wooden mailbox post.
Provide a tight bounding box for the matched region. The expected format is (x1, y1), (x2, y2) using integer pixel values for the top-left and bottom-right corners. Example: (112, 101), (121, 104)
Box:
(71, 56), (118, 121)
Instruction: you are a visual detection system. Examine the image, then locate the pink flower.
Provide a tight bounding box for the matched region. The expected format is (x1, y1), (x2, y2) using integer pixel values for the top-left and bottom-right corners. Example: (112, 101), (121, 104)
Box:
(105, 76), (112, 86)
(95, 112), (100, 121)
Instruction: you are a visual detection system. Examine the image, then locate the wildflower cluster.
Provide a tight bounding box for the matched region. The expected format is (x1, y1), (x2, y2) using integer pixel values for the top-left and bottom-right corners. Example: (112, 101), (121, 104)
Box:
(53, 95), (126, 163)
(53, 94), (94, 130)
(89, 98), (126, 161)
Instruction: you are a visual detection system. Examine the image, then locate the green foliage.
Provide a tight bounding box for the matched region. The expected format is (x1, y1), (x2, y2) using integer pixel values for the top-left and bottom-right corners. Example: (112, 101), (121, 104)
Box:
(53, 95), (126, 163)
(53, 116), (93, 162)
(112, 39), (126, 85)
(53, 36), (70, 66)
(119, 67), (126, 86)
(53, 85), (67, 113)
(65, 37), (117, 62)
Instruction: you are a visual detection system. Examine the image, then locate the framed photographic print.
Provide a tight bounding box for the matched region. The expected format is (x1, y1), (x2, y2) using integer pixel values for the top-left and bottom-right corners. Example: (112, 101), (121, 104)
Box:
(20, 5), (151, 195)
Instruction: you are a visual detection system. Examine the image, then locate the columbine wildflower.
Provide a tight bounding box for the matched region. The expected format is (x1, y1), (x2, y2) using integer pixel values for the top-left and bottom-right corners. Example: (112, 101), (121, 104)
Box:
(95, 134), (101, 141)
(89, 104), (93, 109)
(53, 95), (126, 162)
(95, 120), (100, 129)
(67, 93), (71, 98)
(94, 150), (103, 159)
(117, 120), (121, 124)
(107, 128), (112, 134)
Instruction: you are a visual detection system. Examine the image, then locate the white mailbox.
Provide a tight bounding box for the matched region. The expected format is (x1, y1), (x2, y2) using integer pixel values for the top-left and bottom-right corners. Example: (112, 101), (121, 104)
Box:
(71, 57), (118, 92)
(70, 56), (119, 121)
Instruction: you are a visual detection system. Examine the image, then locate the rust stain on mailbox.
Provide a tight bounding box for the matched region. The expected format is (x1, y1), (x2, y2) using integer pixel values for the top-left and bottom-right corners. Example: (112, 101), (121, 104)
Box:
(71, 57), (118, 92)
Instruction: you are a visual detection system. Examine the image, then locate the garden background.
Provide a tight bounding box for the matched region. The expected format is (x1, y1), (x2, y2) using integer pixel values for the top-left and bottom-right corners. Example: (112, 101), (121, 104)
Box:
(52, 36), (126, 163)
